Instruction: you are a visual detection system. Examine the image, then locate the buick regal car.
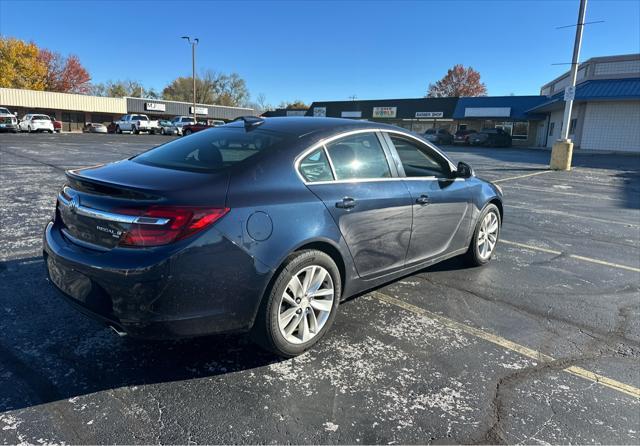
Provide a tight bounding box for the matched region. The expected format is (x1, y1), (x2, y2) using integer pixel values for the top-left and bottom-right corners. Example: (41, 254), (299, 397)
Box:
(44, 117), (503, 357)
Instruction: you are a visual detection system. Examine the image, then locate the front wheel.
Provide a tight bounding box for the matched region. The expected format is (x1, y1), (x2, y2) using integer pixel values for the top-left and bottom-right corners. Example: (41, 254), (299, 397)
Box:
(464, 204), (501, 266)
(116, 126), (122, 134)
(252, 250), (341, 357)
(184, 129), (192, 136)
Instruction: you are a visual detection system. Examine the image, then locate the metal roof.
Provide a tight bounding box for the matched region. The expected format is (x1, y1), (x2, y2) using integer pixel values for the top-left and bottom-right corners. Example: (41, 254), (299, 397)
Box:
(453, 95), (548, 120)
(527, 78), (640, 113)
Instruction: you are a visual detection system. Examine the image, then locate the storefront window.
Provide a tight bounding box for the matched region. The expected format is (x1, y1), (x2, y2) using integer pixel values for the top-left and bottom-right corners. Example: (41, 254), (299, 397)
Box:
(512, 122), (529, 140)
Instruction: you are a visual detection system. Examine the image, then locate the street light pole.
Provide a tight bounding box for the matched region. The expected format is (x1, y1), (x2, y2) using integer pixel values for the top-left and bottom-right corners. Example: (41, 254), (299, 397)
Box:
(181, 36), (199, 121)
(550, 0), (587, 171)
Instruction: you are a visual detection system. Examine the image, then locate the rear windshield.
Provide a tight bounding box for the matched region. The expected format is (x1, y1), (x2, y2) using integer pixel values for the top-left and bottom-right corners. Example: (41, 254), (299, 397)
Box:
(132, 127), (288, 173)
(0, 108), (10, 114)
(32, 115), (50, 121)
(132, 115), (148, 121)
(424, 129), (436, 134)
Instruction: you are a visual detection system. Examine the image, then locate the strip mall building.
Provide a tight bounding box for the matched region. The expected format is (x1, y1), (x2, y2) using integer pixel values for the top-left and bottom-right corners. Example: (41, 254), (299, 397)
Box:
(0, 89), (254, 132)
(307, 54), (640, 153)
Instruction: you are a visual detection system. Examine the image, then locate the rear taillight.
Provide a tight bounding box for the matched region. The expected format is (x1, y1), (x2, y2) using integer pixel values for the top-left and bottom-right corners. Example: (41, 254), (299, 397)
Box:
(117, 206), (229, 247)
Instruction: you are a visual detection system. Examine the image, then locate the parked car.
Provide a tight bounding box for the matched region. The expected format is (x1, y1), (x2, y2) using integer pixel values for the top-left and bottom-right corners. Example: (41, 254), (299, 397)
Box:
(51, 118), (62, 133)
(424, 128), (454, 145)
(453, 129), (477, 145)
(82, 122), (108, 134)
(148, 118), (161, 135)
(171, 116), (196, 135)
(157, 120), (178, 135)
(0, 106), (18, 133)
(115, 114), (152, 134)
(469, 128), (512, 147)
(43, 117), (503, 357)
(107, 122), (118, 134)
(18, 114), (55, 133)
(182, 121), (214, 136)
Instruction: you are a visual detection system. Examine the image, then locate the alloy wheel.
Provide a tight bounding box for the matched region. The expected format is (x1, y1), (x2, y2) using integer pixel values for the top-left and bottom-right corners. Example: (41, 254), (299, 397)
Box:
(278, 265), (334, 344)
(477, 211), (499, 260)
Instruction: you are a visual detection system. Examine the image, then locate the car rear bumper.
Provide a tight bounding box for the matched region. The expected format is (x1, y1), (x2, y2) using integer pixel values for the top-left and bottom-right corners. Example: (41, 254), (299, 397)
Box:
(43, 220), (274, 339)
(0, 123), (17, 131)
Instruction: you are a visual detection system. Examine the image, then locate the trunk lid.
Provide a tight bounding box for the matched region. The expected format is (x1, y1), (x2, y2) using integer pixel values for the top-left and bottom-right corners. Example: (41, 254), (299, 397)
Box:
(57, 160), (229, 249)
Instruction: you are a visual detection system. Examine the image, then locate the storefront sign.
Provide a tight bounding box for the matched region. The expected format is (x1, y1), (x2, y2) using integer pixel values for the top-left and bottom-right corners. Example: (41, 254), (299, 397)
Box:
(464, 107), (511, 118)
(313, 107), (326, 117)
(415, 111), (443, 118)
(189, 106), (208, 115)
(341, 111), (362, 118)
(372, 106), (397, 118)
(145, 102), (166, 112)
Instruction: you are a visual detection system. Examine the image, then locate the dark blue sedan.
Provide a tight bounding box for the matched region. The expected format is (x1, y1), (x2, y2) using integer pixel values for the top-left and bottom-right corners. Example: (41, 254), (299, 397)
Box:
(44, 117), (503, 357)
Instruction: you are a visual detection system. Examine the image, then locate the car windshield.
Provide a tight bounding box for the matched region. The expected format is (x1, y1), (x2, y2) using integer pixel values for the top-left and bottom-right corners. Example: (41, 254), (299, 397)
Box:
(132, 115), (148, 121)
(132, 127), (289, 173)
(424, 129), (436, 134)
(0, 108), (10, 114)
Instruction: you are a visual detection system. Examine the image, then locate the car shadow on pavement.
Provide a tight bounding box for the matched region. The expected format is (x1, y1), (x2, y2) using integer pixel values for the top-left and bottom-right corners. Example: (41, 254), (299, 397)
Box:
(0, 256), (282, 413)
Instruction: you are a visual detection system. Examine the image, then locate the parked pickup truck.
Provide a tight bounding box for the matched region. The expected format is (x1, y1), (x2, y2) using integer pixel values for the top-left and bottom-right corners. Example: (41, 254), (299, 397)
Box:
(115, 114), (153, 134)
(0, 106), (19, 133)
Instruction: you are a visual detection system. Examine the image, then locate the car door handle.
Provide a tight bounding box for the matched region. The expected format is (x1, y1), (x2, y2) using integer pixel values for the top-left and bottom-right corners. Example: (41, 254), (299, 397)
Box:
(335, 197), (357, 209)
(416, 194), (430, 205)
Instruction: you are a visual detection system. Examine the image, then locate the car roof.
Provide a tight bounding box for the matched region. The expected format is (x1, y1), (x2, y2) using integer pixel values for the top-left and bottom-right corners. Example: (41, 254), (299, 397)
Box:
(226, 116), (401, 137)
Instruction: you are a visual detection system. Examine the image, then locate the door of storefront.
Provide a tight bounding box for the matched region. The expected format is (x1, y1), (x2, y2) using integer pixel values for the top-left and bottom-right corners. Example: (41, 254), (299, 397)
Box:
(61, 112), (84, 132)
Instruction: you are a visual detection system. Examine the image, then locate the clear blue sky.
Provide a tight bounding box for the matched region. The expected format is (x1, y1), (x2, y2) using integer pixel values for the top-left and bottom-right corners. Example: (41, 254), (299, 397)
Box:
(1, 0), (639, 105)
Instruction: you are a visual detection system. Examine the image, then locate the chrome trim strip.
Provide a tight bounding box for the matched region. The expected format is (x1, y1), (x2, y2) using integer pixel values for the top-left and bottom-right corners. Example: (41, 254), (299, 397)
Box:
(58, 194), (170, 225)
(294, 128), (458, 185)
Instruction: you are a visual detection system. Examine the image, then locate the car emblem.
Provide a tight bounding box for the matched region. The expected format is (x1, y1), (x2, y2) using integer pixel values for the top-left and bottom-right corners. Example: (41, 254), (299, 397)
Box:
(69, 196), (79, 213)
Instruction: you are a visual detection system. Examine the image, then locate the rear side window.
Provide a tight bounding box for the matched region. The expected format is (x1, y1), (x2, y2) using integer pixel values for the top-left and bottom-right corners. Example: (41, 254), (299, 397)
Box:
(299, 149), (334, 182)
(389, 135), (450, 178)
(133, 127), (287, 173)
(325, 133), (390, 180)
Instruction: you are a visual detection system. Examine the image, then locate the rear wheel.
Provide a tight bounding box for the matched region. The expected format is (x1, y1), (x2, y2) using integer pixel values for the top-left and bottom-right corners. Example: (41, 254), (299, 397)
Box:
(132, 126), (138, 135)
(464, 204), (500, 266)
(252, 250), (341, 357)
(116, 126), (122, 134)
(184, 129), (192, 136)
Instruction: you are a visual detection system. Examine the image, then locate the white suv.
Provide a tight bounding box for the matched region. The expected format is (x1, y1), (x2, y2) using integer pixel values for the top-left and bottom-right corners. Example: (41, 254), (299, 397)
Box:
(18, 114), (55, 133)
(115, 114), (152, 134)
(171, 116), (196, 135)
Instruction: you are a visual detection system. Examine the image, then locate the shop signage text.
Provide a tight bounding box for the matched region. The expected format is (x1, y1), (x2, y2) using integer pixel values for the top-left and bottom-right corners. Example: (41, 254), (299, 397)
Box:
(415, 111), (443, 118)
(372, 106), (397, 118)
(190, 106), (208, 115)
(145, 102), (166, 112)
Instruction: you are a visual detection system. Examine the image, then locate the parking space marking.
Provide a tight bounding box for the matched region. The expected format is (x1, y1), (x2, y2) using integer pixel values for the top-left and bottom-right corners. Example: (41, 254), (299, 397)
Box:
(493, 170), (553, 183)
(505, 185), (623, 202)
(371, 291), (640, 399)
(501, 239), (640, 273)
(505, 203), (640, 228)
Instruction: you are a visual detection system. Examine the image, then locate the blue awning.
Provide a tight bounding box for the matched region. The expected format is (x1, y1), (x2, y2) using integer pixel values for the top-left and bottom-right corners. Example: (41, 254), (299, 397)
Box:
(453, 96), (548, 120)
(527, 78), (640, 113)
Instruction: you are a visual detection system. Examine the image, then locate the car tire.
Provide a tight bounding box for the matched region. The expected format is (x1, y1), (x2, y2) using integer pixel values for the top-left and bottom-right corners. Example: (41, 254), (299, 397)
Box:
(160, 128), (165, 135)
(116, 126), (122, 134)
(132, 127), (138, 135)
(184, 129), (192, 136)
(28, 125), (32, 133)
(464, 203), (501, 267)
(251, 249), (341, 357)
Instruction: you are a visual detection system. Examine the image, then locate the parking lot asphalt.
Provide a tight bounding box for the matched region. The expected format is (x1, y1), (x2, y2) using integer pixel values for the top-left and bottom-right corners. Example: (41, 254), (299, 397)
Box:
(1, 133), (639, 444)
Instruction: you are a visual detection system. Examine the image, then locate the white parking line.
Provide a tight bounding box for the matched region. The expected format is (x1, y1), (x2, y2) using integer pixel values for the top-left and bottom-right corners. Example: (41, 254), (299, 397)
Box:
(372, 291), (640, 399)
(505, 203), (640, 228)
(501, 239), (640, 273)
(493, 170), (553, 183)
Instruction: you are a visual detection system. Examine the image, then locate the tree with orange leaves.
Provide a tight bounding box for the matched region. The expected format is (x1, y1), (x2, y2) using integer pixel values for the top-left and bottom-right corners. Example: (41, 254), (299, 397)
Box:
(427, 64), (487, 98)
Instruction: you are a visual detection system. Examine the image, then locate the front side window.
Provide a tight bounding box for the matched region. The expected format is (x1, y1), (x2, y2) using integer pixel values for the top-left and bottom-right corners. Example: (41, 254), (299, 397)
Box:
(389, 135), (450, 178)
(325, 133), (391, 180)
(133, 127), (288, 173)
(299, 148), (333, 182)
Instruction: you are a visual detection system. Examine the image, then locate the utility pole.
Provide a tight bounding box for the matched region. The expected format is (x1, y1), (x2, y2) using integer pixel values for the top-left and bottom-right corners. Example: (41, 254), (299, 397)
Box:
(181, 36), (199, 121)
(550, 0), (587, 171)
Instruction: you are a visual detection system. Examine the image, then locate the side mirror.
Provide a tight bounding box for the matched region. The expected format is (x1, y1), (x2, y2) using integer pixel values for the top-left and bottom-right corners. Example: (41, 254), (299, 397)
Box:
(456, 161), (474, 179)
